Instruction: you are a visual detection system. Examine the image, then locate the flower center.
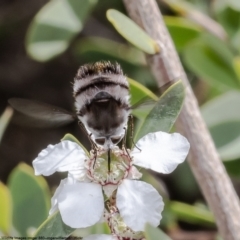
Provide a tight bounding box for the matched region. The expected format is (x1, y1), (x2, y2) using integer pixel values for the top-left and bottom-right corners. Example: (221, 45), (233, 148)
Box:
(87, 147), (132, 185)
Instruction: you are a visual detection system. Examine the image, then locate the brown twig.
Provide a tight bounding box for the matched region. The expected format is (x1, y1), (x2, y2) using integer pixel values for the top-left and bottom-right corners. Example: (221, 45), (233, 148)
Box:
(122, 0), (240, 239)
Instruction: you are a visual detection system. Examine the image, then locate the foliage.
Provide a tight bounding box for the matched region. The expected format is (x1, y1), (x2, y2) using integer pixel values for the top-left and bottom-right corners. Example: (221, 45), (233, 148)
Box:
(1, 0), (240, 239)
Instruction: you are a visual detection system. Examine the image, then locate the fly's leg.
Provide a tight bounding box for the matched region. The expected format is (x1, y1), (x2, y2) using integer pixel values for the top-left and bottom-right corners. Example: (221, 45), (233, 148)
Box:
(128, 114), (141, 152)
(78, 121), (98, 168)
(121, 115), (140, 161)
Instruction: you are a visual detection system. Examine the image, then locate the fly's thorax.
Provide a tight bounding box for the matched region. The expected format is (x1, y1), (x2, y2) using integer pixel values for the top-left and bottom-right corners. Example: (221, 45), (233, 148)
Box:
(73, 62), (130, 112)
(74, 83), (130, 113)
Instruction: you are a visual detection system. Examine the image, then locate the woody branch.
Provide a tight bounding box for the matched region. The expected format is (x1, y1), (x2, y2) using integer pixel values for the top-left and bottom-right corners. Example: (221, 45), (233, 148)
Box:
(122, 0), (240, 239)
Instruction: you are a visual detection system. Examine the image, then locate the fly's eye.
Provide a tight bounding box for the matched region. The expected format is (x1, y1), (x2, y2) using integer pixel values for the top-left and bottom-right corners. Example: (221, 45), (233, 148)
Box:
(111, 136), (122, 145)
(95, 138), (106, 145)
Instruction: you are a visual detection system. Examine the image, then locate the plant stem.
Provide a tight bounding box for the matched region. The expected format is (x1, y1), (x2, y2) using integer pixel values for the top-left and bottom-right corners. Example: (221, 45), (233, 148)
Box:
(122, 0), (240, 239)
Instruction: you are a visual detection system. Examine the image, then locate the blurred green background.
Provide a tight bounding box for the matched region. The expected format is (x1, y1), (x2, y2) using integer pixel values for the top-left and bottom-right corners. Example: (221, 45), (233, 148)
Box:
(0, 0), (240, 239)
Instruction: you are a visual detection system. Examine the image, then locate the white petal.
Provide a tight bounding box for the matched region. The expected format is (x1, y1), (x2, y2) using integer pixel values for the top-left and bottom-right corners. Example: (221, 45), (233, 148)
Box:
(116, 179), (163, 232)
(58, 182), (104, 228)
(127, 166), (142, 180)
(83, 234), (117, 240)
(132, 131), (190, 174)
(33, 140), (87, 176)
(68, 171), (90, 183)
(49, 178), (68, 215)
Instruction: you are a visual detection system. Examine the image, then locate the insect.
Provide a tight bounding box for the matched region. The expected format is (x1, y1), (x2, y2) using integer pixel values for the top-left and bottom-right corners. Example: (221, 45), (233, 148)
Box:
(9, 62), (132, 171)
(73, 61), (131, 149)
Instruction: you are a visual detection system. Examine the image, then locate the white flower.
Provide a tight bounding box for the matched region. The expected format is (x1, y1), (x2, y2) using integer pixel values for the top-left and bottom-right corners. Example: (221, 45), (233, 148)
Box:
(33, 131), (190, 231)
(83, 235), (117, 240)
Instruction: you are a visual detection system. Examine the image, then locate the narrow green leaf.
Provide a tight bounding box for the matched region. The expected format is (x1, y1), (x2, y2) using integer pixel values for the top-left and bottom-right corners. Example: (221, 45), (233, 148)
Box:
(201, 91), (240, 160)
(224, 158), (240, 177)
(183, 35), (240, 90)
(213, 3), (240, 37)
(72, 222), (110, 237)
(201, 91), (240, 126)
(214, 0), (240, 12)
(128, 77), (158, 106)
(0, 107), (13, 144)
(232, 28), (240, 54)
(233, 56), (240, 82)
(134, 81), (184, 142)
(229, 0), (240, 10)
(145, 223), (172, 240)
(73, 37), (156, 88)
(0, 182), (12, 234)
(74, 37), (146, 66)
(141, 170), (169, 199)
(164, 16), (201, 51)
(211, 120), (240, 160)
(61, 133), (89, 157)
(106, 9), (159, 54)
(210, 121), (240, 148)
(8, 163), (51, 236)
(34, 211), (110, 238)
(33, 211), (74, 238)
(26, 0), (97, 61)
(169, 201), (215, 226)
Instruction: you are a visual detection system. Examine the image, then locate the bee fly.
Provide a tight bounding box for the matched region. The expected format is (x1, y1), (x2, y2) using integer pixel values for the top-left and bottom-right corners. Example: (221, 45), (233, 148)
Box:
(73, 62), (131, 170)
(9, 61), (132, 171)
(74, 62), (131, 149)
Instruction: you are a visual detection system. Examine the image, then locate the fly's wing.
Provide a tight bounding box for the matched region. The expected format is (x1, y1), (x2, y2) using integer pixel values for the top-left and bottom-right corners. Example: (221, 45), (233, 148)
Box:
(8, 98), (76, 128)
(133, 80), (185, 142)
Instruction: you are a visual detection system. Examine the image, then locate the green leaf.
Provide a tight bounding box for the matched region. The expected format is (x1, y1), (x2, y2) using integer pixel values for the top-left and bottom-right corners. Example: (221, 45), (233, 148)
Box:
(106, 9), (159, 54)
(233, 56), (240, 81)
(74, 37), (146, 66)
(0, 107), (13, 144)
(164, 16), (201, 52)
(0, 182), (12, 234)
(145, 223), (172, 240)
(212, 121), (240, 160)
(169, 161), (200, 201)
(26, 0), (97, 61)
(141, 169), (169, 199)
(33, 211), (74, 238)
(134, 81), (184, 142)
(8, 163), (51, 236)
(73, 37), (156, 88)
(232, 30), (240, 54)
(224, 158), (240, 177)
(201, 91), (240, 160)
(129, 77), (158, 127)
(213, 3), (240, 37)
(72, 222), (110, 237)
(128, 77), (158, 106)
(61, 133), (89, 157)
(229, 0), (240, 10)
(168, 201), (215, 226)
(183, 34), (240, 90)
(34, 210), (110, 238)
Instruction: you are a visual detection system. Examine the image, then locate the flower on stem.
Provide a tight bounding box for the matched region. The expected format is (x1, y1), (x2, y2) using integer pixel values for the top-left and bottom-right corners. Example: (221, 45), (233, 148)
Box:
(33, 131), (190, 233)
(83, 234), (117, 240)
